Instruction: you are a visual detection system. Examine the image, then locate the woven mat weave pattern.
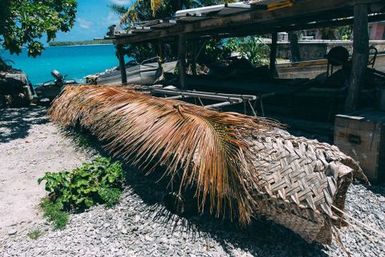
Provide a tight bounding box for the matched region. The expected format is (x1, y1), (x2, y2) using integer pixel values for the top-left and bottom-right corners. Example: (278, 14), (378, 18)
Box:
(245, 128), (360, 243)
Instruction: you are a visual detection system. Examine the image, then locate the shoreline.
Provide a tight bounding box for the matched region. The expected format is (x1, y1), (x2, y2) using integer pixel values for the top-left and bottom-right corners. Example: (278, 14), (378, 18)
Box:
(47, 43), (114, 48)
(0, 43), (114, 51)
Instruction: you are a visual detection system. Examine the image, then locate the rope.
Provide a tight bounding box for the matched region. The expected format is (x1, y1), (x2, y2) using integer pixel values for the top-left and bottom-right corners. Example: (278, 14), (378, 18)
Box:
(342, 217), (385, 247)
(332, 205), (385, 239)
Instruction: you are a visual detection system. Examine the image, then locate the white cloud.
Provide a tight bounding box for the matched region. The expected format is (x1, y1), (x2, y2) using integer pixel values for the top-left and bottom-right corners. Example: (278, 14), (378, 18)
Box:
(77, 18), (93, 29)
(102, 11), (121, 27)
(109, 0), (132, 5)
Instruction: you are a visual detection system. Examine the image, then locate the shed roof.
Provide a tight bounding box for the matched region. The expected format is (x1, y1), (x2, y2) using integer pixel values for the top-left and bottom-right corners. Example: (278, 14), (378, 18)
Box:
(111, 0), (385, 45)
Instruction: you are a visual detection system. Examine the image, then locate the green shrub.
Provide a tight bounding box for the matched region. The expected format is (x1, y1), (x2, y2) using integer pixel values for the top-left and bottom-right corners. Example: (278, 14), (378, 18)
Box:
(38, 157), (125, 228)
(198, 39), (232, 64)
(226, 36), (270, 66)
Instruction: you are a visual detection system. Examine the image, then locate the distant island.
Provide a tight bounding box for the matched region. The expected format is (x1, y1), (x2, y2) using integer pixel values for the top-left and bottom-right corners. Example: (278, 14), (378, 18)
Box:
(49, 39), (113, 47)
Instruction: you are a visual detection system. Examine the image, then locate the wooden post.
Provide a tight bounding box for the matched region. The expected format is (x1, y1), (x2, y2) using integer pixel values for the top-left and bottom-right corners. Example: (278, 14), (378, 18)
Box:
(288, 31), (301, 62)
(345, 2), (369, 112)
(191, 40), (198, 76)
(157, 41), (164, 63)
(116, 44), (127, 84)
(177, 34), (186, 89)
(270, 32), (278, 77)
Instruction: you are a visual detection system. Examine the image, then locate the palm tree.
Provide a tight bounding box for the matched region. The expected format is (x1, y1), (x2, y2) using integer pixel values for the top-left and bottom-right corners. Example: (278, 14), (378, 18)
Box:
(110, 0), (233, 25)
(50, 85), (363, 244)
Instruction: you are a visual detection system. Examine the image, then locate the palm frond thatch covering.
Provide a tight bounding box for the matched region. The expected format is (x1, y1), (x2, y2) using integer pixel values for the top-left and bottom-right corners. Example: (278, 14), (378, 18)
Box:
(50, 85), (365, 244)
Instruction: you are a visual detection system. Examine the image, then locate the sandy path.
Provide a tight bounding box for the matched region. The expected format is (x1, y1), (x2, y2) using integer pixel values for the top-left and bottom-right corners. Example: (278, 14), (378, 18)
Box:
(0, 107), (93, 238)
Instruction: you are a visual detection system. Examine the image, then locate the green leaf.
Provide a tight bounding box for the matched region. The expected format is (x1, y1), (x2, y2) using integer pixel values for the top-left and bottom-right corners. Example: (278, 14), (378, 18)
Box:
(1, 0), (77, 56)
(84, 198), (94, 208)
(39, 156), (124, 215)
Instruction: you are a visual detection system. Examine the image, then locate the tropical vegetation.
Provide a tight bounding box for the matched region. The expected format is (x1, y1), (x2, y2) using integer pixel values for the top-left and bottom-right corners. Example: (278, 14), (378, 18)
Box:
(39, 157), (125, 229)
(226, 36), (270, 66)
(0, 0), (77, 57)
(49, 39), (113, 47)
(111, 0), (234, 26)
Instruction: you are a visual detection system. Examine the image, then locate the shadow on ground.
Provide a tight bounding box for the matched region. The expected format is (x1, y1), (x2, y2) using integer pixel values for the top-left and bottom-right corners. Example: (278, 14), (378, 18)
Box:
(124, 171), (329, 257)
(366, 183), (385, 197)
(65, 129), (329, 257)
(0, 106), (49, 143)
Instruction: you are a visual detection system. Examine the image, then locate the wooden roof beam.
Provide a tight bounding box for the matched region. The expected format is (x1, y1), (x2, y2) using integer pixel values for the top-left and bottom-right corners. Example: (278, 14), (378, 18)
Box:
(114, 0), (383, 45)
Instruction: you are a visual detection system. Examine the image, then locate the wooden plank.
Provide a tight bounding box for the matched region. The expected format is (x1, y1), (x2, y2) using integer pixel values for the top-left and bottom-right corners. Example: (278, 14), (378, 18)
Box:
(345, 3), (369, 112)
(141, 19), (164, 27)
(270, 32), (278, 77)
(184, 11), (385, 40)
(252, 0), (295, 11)
(151, 20), (177, 29)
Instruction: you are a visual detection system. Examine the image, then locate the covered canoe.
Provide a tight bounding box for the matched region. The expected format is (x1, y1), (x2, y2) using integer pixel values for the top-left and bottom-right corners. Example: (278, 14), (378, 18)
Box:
(49, 85), (365, 244)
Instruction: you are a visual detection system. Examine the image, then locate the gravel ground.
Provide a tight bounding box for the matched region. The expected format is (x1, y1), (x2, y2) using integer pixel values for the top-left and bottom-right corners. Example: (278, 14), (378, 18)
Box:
(1, 107), (385, 257)
(0, 107), (94, 239)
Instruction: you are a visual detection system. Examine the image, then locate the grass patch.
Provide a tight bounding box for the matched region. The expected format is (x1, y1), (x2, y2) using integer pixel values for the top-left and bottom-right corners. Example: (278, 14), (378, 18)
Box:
(98, 187), (123, 208)
(41, 198), (69, 230)
(27, 229), (43, 240)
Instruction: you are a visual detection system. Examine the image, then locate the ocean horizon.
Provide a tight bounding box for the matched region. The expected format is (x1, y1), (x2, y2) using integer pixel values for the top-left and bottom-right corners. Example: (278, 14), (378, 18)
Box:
(1, 44), (131, 86)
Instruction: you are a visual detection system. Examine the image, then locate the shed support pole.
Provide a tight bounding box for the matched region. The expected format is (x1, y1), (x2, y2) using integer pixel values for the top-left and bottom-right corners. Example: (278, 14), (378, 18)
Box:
(345, 2), (369, 112)
(289, 32), (301, 62)
(191, 40), (198, 76)
(157, 41), (164, 63)
(270, 32), (278, 77)
(117, 44), (127, 84)
(177, 35), (186, 89)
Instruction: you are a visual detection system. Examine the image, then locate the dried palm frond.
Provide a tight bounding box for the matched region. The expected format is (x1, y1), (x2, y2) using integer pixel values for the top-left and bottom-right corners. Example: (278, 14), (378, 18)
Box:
(50, 85), (365, 244)
(50, 85), (275, 223)
(119, 0), (163, 24)
(150, 0), (163, 16)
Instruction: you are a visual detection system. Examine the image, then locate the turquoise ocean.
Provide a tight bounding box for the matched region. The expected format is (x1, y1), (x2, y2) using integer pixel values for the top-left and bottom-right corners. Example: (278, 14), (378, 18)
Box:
(0, 44), (125, 86)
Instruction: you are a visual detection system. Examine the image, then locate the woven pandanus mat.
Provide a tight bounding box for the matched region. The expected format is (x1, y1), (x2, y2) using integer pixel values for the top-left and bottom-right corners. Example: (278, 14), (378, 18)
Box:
(49, 85), (365, 245)
(244, 128), (364, 244)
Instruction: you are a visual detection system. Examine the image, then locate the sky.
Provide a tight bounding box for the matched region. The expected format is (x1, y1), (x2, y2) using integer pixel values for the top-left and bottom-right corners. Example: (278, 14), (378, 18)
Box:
(55, 0), (132, 42)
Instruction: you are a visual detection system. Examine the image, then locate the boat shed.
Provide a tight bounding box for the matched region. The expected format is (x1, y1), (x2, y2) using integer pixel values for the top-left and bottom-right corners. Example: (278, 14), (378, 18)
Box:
(109, 0), (385, 112)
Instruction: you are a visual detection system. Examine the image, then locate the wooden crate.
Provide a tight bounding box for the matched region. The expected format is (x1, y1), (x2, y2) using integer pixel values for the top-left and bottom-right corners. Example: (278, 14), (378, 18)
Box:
(334, 111), (385, 183)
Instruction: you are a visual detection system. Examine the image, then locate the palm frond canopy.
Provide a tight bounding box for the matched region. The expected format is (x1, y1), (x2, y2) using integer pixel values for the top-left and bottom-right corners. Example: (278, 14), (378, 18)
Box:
(50, 85), (365, 244)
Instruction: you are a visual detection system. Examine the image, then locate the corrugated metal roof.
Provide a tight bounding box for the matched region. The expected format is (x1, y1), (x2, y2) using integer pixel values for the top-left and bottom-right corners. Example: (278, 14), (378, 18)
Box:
(175, 2), (251, 18)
